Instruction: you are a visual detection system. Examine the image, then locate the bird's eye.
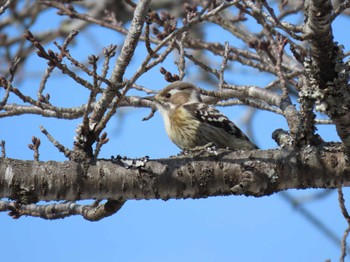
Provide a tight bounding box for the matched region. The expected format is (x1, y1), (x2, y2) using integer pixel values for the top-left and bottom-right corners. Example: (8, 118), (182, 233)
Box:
(165, 93), (171, 98)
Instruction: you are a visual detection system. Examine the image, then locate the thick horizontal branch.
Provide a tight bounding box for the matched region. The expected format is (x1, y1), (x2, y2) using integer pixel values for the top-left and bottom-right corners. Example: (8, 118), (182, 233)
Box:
(0, 144), (348, 202)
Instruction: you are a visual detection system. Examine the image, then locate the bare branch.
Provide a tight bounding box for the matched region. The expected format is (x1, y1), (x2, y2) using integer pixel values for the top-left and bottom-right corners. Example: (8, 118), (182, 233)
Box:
(338, 185), (350, 261)
(0, 199), (125, 221)
(0, 57), (20, 110)
(38, 65), (54, 103)
(28, 136), (41, 161)
(90, 0), (151, 137)
(176, 31), (187, 81)
(218, 41), (230, 89)
(0, 145), (347, 203)
(93, 132), (109, 161)
(40, 125), (71, 158)
(275, 33), (288, 97)
(0, 140), (5, 158)
(0, 0), (14, 16)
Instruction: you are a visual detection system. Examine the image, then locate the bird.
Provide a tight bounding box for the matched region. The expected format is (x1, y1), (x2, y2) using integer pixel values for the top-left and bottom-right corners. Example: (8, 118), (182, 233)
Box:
(150, 81), (258, 151)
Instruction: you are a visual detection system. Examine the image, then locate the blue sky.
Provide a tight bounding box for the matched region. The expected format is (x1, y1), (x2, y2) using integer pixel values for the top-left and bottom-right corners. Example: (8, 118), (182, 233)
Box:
(1, 3), (350, 261)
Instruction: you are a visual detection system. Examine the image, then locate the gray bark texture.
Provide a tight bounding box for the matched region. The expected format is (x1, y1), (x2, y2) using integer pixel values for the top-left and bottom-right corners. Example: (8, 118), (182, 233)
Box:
(0, 144), (347, 203)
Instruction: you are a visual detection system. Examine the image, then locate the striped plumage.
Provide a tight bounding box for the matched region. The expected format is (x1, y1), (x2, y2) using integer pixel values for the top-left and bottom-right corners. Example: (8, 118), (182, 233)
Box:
(153, 81), (257, 150)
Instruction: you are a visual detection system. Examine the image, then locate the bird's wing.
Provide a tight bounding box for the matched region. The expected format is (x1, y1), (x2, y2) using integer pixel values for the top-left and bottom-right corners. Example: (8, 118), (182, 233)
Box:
(183, 103), (256, 145)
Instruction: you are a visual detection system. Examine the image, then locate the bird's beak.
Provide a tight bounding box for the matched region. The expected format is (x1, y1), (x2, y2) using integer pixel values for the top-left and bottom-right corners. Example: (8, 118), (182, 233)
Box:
(144, 95), (156, 102)
(144, 94), (162, 105)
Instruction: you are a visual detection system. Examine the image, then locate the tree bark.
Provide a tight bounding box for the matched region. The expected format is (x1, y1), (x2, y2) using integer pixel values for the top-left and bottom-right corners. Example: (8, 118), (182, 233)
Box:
(0, 144), (347, 203)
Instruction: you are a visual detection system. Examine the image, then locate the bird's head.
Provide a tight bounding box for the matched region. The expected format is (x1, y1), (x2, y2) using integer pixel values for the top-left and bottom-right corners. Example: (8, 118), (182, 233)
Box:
(153, 81), (202, 112)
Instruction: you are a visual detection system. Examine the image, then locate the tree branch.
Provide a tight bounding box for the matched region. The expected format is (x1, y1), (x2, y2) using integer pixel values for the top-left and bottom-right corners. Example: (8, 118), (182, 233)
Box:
(305, 0), (335, 85)
(89, 0), (151, 135)
(305, 0), (350, 152)
(0, 144), (347, 203)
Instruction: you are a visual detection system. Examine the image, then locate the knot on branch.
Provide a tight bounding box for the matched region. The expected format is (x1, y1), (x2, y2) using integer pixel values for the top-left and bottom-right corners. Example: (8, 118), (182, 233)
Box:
(230, 167), (269, 197)
(82, 199), (126, 222)
(272, 129), (293, 148)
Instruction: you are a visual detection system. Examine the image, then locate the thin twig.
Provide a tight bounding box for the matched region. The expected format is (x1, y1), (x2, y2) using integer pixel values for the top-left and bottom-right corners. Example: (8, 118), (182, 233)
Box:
(315, 119), (333, 125)
(82, 55), (99, 131)
(24, 30), (96, 92)
(177, 31), (188, 80)
(28, 136), (41, 161)
(219, 98), (283, 115)
(40, 125), (71, 158)
(94, 132), (109, 160)
(145, 18), (157, 57)
(142, 107), (157, 121)
(275, 33), (289, 98)
(38, 65), (54, 103)
(132, 83), (157, 94)
(332, 2), (350, 21)
(99, 45), (117, 88)
(184, 52), (221, 79)
(218, 41), (230, 89)
(0, 140), (6, 158)
(0, 57), (20, 110)
(338, 185), (350, 262)
(55, 41), (109, 89)
(145, 38), (176, 71)
(239, 0), (305, 40)
(0, 0), (13, 16)
(264, 71), (302, 90)
(61, 29), (79, 51)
